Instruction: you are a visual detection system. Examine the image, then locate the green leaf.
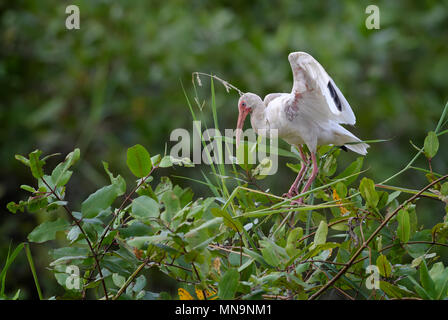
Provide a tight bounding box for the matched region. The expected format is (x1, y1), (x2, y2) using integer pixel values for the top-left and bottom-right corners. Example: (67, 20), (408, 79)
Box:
(211, 208), (243, 232)
(377, 235), (383, 252)
(118, 221), (154, 238)
(376, 254), (392, 278)
(420, 260), (437, 299)
(359, 177), (379, 208)
(423, 131), (439, 159)
(286, 227), (303, 257)
(335, 182), (347, 199)
(334, 157), (363, 185)
(260, 238), (289, 268)
(102, 161), (126, 196)
(286, 162), (301, 173)
(218, 268), (239, 299)
(155, 176), (173, 195)
(112, 273), (126, 288)
(300, 243), (339, 261)
(408, 275), (433, 300)
(406, 230), (432, 258)
(81, 185), (119, 218)
(29, 150), (44, 179)
(159, 155), (173, 168)
(161, 190), (180, 221)
(242, 248), (272, 268)
(131, 196), (160, 221)
(310, 221), (328, 250)
(436, 278), (448, 300)
(377, 191), (389, 209)
(408, 204), (418, 235)
(252, 158), (273, 179)
(440, 182), (448, 197)
(51, 149), (80, 187)
(429, 262), (447, 287)
(67, 226), (82, 243)
(50, 247), (88, 260)
(321, 153), (337, 176)
(27, 196), (49, 213)
(126, 144), (152, 178)
(0, 243), (25, 293)
(28, 218), (70, 243)
(237, 258), (254, 273)
(6, 201), (26, 214)
(168, 156), (194, 167)
(151, 154), (162, 167)
(83, 223), (97, 243)
(185, 217), (223, 239)
(15, 154), (30, 167)
(133, 275), (146, 292)
(380, 281), (415, 299)
(397, 209), (411, 243)
(49, 255), (89, 266)
(329, 216), (349, 231)
(20, 185), (36, 193)
(432, 223), (448, 243)
(411, 255), (424, 268)
(127, 235), (169, 249)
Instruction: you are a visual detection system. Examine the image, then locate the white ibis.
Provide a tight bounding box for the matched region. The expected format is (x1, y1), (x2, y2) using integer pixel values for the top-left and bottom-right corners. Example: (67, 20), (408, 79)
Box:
(236, 51), (368, 203)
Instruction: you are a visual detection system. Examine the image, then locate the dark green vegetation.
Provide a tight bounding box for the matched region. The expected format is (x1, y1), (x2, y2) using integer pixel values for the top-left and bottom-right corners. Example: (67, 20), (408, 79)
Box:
(1, 1), (448, 299)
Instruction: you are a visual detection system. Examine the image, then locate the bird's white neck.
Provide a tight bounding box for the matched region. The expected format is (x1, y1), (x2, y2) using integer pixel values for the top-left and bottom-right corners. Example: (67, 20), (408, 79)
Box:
(250, 104), (268, 133)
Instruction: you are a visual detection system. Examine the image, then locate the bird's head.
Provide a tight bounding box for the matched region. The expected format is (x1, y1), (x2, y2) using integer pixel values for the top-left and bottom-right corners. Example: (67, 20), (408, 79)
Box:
(236, 92), (262, 147)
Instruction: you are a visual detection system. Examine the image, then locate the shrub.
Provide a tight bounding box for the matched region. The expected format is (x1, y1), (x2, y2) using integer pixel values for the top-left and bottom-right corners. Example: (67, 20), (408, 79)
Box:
(4, 88), (448, 300)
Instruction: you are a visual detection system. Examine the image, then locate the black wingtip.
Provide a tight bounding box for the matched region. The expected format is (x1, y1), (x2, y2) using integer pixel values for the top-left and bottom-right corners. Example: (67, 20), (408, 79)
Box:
(327, 81), (342, 111)
(340, 145), (348, 152)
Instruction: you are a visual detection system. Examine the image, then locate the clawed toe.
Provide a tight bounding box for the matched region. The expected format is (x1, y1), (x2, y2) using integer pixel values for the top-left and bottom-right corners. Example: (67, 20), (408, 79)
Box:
(283, 191), (296, 199)
(282, 192), (304, 205)
(291, 198), (304, 205)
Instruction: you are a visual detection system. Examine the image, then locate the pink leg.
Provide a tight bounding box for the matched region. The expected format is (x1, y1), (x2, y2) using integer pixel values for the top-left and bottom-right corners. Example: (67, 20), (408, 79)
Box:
(285, 163), (307, 197)
(295, 146), (310, 193)
(299, 152), (318, 195)
(284, 146), (309, 198)
(290, 152), (318, 205)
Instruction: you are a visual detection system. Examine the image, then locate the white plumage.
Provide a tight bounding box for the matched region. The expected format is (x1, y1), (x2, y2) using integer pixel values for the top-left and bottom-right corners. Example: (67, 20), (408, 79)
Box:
(236, 51), (369, 202)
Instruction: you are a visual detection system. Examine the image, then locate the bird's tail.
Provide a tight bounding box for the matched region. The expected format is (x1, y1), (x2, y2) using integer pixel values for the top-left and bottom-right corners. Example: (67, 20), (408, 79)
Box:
(334, 125), (369, 155)
(344, 141), (369, 155)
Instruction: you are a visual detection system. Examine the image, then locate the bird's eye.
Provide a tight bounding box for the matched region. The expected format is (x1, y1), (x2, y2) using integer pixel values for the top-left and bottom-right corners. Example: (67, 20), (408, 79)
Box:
(242, 102), (246, 107)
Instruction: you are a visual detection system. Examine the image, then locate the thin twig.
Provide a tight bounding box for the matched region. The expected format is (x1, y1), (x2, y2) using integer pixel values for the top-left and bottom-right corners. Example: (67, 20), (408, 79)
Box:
(41, 178), (109, 300)
(208, 244), (251, 258)
(191, 262), (207, 300)
(113, 260), (150, 300)
(352, 239), (448, 267)
(192, 72), (244, 96)
(96, 165), (159, 251)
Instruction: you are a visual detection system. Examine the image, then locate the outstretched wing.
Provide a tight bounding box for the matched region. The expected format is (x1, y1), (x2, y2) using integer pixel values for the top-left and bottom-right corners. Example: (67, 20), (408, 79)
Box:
(288, 52), (356, 125)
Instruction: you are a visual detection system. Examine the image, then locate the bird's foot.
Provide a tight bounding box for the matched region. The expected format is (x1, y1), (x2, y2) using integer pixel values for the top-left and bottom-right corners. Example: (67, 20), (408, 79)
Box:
(282, 191), (304, 206)
(282, 191), (297, 199)
(291, 198), (304, 206)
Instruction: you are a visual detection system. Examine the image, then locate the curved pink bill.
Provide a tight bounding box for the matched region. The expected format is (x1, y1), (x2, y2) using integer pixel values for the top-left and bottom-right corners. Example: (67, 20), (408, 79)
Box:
(236, 108), (250, 148)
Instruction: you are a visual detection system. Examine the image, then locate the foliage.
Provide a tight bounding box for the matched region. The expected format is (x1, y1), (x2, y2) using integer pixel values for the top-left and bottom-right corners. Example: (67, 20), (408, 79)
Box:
(4, 81), (448, 300)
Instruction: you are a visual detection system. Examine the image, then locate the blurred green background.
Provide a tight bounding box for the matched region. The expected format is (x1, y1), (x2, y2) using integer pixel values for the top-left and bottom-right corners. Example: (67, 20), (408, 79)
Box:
(1, 0), (447, 298)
